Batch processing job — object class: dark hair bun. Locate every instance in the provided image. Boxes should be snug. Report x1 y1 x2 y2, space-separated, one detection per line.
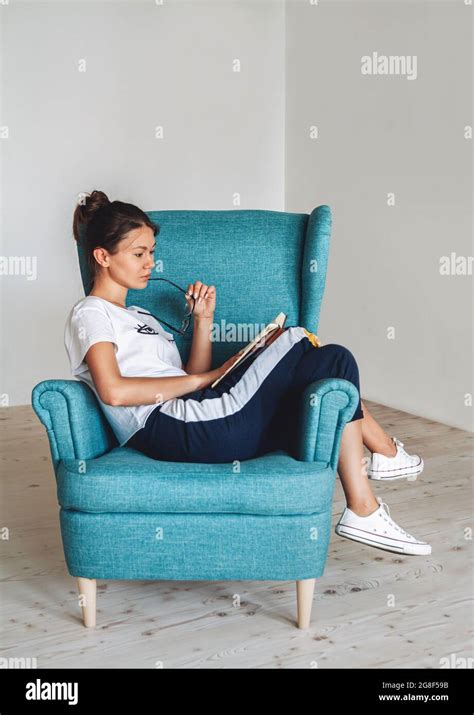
73 190 110 242
81 189 110 216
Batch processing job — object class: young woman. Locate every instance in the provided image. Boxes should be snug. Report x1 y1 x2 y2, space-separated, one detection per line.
65 190 432 557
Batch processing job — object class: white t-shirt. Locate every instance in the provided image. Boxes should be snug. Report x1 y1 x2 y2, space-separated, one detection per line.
64 295 188 446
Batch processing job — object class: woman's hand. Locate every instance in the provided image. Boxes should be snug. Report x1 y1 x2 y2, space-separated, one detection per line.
216 348 245 377
196 348 245 389
185 281 216 320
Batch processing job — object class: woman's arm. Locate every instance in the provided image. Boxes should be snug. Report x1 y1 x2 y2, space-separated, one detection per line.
183 281 216 374
85 341 225 406
184 316 213 374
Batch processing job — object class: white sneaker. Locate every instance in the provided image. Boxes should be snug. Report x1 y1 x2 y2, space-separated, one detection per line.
367 436 424 480
335 497 432 555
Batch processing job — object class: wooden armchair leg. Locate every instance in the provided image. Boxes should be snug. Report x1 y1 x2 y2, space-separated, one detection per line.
76 577 97 628
296 578 316 628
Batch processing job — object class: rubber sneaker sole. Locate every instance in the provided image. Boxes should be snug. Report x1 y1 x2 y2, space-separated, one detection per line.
335 523 432 556
367 457 424 480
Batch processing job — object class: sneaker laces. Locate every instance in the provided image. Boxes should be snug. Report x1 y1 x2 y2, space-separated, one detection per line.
376 497 409 537
393 436 410 457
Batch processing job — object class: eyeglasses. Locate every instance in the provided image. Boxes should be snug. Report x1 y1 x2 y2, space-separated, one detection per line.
137 277 195 335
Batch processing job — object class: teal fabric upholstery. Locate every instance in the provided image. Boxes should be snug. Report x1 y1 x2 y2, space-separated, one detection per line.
31 205 358 584
57 450 334 514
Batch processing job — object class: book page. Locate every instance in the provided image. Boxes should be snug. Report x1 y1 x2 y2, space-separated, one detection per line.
211 312 287 388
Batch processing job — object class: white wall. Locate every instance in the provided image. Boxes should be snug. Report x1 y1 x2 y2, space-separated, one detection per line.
0 0 285 407
1 0 472 432
285 0 473 432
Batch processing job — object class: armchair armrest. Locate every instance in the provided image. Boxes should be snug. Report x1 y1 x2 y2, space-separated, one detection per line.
31 379 118 475
293 378 359 470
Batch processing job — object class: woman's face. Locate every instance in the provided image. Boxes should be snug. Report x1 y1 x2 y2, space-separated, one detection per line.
94 225 156 289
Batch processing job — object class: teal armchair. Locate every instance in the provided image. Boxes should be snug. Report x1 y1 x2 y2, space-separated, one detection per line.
31 205 358 629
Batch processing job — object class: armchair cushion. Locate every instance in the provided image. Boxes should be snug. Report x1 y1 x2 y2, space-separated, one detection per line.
57 448 334 516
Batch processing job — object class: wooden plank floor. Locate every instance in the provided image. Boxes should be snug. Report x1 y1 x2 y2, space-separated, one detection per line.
1 401 472 669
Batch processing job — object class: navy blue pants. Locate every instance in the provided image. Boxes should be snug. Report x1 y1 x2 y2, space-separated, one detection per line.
126 326 364 463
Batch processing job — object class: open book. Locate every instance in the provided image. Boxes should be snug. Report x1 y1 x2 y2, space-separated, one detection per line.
211 312 287 388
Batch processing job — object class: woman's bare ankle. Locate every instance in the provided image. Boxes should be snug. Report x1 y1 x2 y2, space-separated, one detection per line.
374 437 397 458
347 495 380 517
